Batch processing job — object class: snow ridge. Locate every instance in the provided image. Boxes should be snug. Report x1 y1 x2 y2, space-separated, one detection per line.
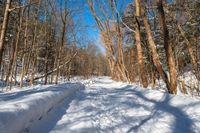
0 83 84 133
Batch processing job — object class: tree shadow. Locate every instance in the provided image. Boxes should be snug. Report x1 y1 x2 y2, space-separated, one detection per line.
22 83 197 133
127 89 195 133
28 86 86 133
44 84 196 133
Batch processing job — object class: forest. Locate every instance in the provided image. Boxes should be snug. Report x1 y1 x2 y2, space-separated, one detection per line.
0 0 200 132
1 0 199 94
0 0 109 91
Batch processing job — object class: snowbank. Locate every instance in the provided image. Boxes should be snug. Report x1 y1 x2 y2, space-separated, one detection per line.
0 83 84 133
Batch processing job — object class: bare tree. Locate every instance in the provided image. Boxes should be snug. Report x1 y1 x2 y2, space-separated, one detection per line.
140 1 171 92
0 0 11 70
135 0 148 88
156 0 177 94
87 0 130 82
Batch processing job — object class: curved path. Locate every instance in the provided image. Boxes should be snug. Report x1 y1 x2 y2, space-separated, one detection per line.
28 77 200 133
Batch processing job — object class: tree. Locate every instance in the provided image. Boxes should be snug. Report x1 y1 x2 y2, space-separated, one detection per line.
156 0 177 94
87 0 130 82
134 0 148 88
140 0 171 93
0 0 11 70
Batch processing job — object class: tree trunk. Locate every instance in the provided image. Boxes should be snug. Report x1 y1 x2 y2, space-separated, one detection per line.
5 43 14 90
5 26 16 91
44 51 48 84
141 4 171 92
55 1 67 84
135 0 148 88
55 30 65 84
20 4 29 88
1 60 5 81
0 0 11 69
156 0 177 94
9 8 24 90
44 0 49 85
177 24 200 80
30 0 41 86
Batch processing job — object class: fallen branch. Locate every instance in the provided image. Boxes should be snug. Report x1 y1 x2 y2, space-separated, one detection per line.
27 51 78 82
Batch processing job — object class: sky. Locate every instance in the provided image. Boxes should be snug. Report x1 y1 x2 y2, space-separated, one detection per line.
65 1 98 42
45 0 175 54
67 0 133 54
70 0 105 53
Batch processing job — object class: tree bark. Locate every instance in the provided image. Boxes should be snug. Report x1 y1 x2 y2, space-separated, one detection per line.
177 24 200 80
0 0 11 70
116 13 130 82
44 0 49 85
135 0 148 88
20 1 30 88
9 8 24 90
156 0 177 94
141 4 171 92
55 0 67 84
30 0 41 86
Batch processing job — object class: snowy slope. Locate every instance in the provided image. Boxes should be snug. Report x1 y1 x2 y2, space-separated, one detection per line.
27 77 200 133
0 83 84 133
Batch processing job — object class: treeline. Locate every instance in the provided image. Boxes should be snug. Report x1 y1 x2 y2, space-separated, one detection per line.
87 0 200 94
0 0 199 95
0 0 108 90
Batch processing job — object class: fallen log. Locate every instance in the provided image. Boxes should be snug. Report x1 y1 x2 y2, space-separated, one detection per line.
26 51 78 82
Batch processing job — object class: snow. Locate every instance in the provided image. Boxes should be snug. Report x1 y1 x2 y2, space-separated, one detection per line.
1 77 200 133
0 83 84 133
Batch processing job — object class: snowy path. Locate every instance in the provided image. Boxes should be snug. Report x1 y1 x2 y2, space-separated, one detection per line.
0 83 84 133
27 77 200 133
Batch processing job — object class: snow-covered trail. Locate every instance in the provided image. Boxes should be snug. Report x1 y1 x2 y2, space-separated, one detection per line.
0 83 84 133
29 77 200 133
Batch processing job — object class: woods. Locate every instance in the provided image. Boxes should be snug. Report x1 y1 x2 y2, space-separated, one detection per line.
87 0 199 95
0 1 200 132
0 0 199 95
0 0 108 90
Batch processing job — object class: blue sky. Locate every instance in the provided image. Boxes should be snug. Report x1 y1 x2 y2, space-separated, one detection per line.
67 0 133 53
68 0 103 52
62 0 176 54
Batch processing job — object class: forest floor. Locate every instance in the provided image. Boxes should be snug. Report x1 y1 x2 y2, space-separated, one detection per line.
1 77 200 133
